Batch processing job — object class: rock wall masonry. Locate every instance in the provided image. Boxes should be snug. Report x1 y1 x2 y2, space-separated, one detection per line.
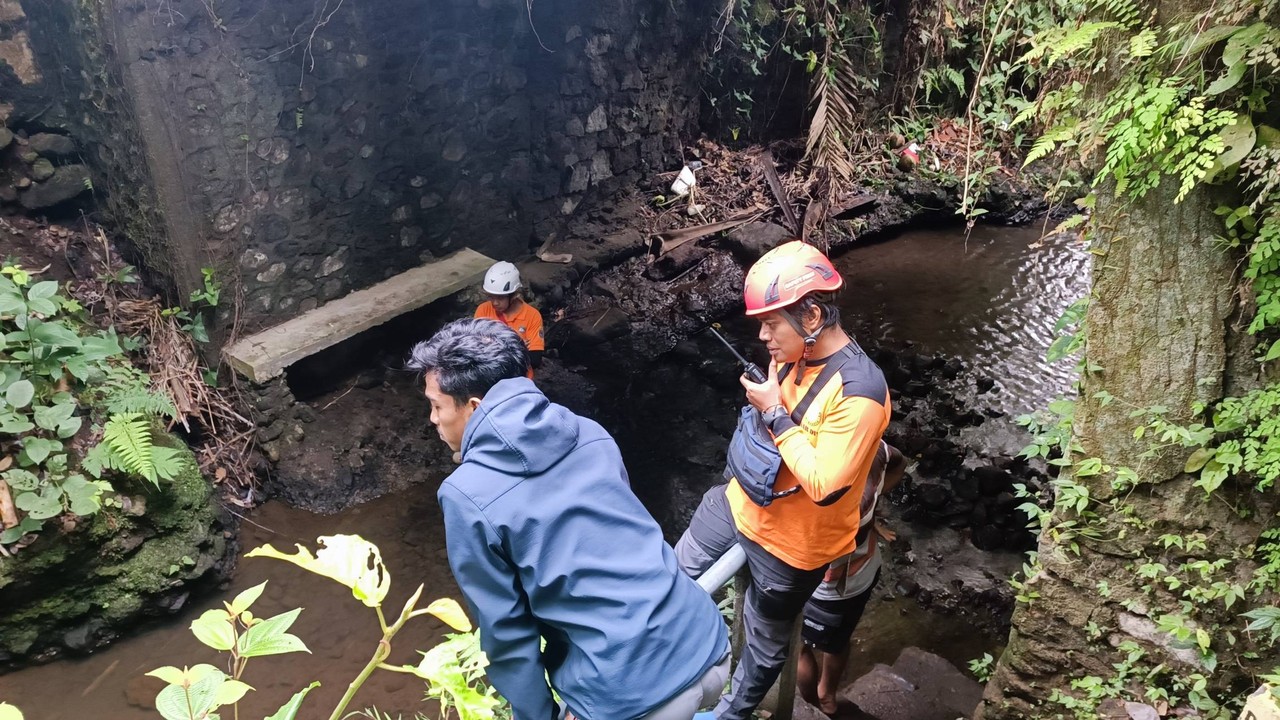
10 0 714 332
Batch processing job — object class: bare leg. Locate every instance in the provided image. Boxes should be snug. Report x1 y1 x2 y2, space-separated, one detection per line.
816 647 851 714
797 645 820 707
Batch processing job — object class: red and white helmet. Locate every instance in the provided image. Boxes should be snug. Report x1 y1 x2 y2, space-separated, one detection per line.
743 240 843 316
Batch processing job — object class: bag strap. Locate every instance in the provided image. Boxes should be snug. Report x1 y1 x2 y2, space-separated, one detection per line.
789 343 858 424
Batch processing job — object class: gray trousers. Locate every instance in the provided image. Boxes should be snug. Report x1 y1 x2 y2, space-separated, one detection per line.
675 485 826 720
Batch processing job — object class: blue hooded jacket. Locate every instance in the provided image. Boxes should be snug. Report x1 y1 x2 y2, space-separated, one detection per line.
438 378 729 720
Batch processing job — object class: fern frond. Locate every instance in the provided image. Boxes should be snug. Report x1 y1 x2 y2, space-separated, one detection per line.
104 412 157 485
98 366 177 419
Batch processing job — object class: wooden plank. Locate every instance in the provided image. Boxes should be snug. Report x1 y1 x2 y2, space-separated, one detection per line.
224 248 493 382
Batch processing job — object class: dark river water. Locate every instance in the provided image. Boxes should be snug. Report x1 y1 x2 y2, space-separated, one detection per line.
0 224 1089 719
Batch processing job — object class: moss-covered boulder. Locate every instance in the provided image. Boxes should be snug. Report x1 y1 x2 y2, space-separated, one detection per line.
0 436 234 668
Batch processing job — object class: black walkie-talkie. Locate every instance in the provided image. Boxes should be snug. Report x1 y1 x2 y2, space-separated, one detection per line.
707 324 767 384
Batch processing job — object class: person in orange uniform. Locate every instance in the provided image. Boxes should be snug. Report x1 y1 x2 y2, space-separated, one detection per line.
474 261 544 374
676 240 892 720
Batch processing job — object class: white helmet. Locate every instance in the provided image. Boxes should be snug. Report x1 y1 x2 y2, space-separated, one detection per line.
483 261 521 295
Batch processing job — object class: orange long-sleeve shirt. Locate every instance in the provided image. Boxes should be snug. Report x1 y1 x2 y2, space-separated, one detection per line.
726 346 891 570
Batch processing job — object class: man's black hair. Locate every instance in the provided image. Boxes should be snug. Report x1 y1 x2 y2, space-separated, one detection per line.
792 291 841 331
406 318 530 404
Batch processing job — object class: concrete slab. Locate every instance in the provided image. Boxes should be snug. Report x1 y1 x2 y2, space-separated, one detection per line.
224 248 493 382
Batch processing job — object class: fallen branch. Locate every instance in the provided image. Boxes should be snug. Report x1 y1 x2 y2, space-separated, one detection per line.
647 210 763 258
758 149 800 235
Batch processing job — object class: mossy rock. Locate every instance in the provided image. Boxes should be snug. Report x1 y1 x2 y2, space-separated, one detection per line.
0 433 234 668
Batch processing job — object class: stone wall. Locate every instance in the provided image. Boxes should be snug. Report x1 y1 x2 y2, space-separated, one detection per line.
3 0 715 332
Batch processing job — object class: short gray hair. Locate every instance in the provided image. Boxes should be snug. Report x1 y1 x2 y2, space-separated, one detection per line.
406 318 529 404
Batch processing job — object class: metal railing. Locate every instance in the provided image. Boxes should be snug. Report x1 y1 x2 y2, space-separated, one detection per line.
695 545 800 720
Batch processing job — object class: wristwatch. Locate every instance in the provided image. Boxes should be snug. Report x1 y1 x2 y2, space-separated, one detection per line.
761 404 789 433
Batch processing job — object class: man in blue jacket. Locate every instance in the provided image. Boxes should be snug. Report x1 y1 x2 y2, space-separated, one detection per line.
408 318 730 720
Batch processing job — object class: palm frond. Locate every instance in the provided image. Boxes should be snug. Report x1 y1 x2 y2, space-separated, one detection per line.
805 7 864 180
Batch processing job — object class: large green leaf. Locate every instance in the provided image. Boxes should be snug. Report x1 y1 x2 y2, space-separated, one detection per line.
28 321 80 348
236 608 309 658
190 609 237 651
15 489 62 520
247 535 390 607
2 469 40 492
33 402 76 432
153 665 226 720
20 437 61 465
62 475 104 517
26 281 58 302
263 682 320 720
5 380 34 410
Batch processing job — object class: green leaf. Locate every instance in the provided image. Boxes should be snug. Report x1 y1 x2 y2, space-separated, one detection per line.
1258 125 1280 150
1207 60 1246 96
3 469 40 492
5 380 34 409
29 321 81 348
146 666 189 686
57 415 83 439
190 609 237 651
1262 338 1280 363
263 682 321 720
237 608 309 658
154 667 226 720
214 679 253 707
33 402 76 431
24 297 56 317
20 437 61 465
16 490 63 520
1205 115 1256 182
247 535 391 607
228 581 267 615
79 331 123 362
0 413 34 435
26 281 57 301
63 475 103 516
1184 447 1214 473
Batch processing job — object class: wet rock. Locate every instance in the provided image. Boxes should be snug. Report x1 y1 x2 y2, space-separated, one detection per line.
942 357 964 379
18 164 91 211
971 525 1005 551
63 618 107 652
721 222 792 262
916 482 953 510
975 376 996 393
26 132 77 160
0 127 12 149
951 473 980 501
974 465 1012 495
547 306 630 359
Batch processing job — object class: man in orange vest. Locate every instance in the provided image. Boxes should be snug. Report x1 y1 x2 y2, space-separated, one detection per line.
474 261 544 373
676 241 892 720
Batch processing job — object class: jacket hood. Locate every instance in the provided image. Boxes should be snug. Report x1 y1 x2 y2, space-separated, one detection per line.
460 377 579 476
